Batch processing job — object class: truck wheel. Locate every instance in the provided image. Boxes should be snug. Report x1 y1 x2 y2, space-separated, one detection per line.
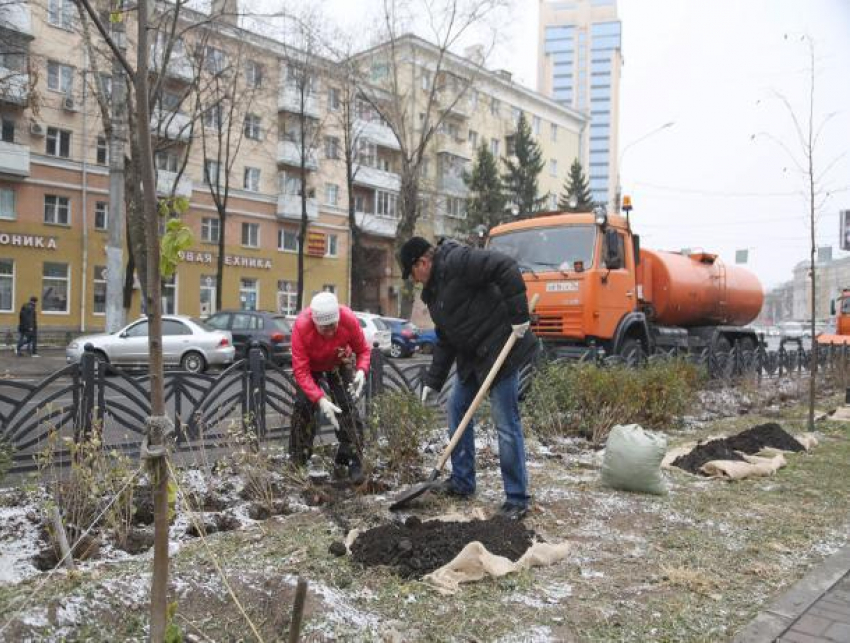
713 337 734 379
619 338 641 366
738 338 757 374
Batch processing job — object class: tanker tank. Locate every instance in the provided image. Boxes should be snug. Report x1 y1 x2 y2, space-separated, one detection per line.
639 249 764 328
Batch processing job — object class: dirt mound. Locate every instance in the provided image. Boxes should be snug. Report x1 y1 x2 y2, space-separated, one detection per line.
350 516 535 578
672 423 803 475
725 422 804 454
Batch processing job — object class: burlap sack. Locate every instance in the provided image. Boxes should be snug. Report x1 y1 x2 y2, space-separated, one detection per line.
424 540 571 594
601 424 668 495
700 453 786 480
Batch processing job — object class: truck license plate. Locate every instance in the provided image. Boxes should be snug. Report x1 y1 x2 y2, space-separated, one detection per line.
546 282 579 292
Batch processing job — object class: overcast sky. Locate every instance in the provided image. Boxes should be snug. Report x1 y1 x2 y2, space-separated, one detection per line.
286 0 850 291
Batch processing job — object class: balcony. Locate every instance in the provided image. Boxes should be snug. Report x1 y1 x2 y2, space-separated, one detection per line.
0 3 33 37
0 68 29 106
150 110 191 141
150 49 194 84
437 172 468 196
355 212 398 238
0 140 29 177
277 140 318 170
277 193 318 220
278 85 320 118
156 170 192 198
355 118 400 150
435 91 470 119
353 164 401 192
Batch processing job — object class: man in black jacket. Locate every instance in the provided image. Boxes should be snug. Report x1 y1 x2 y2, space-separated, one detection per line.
399 236 537 519
16 296 39 357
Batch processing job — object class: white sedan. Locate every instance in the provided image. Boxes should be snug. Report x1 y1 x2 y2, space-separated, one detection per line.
353 312 392 353
66 315 235 373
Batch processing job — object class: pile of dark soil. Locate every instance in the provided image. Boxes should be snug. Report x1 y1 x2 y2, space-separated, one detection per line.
349 516 535 578
672 422 803 475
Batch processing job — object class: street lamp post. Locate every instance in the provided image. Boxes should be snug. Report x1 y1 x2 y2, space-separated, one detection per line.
615 121 675 213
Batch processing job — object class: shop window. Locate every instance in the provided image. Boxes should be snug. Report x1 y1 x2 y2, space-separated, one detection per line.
42 262 69 313
0 259 13 312
239 278 258 311
277 280 296 315
200 275 216 316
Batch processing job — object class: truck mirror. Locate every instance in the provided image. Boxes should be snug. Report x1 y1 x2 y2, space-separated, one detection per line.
633 234 640 265
831 300 836 316
604 229 623 270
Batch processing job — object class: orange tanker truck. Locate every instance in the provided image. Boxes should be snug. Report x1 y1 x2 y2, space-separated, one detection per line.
817 289 850 346
487 206 765 359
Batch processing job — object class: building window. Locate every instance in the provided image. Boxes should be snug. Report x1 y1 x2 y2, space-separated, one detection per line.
203 46 226 74
446 196 466 219
241 222 259 248
203 105 222 129
326 234 338 257
42 262 69 313
278 229 299 252
156 151 179 173
327 87 340 111
376 190 397 218
44 195 70 225
490 97 499 116
93 265 106 315
490 138 500 157
550 159 558 177
0 259 13 312
244 60 262 87
532 116 541 135
1 118 14 143
549 193 558 210
201 217 220 243
162 275 177 314
95 201 108 230
468 130 478 149
551 123 558 142
243 114 262 140
0 188 16 220
324 136 339 160
512 107 521 123
277 280 296 314
47 0 74 29
200 274 216 316
325 183 339 206
239 278 258 311
243 167 261 191
47 61 73 93
421 70 431 90
96 136 108 165
46 127 71 158
354 194 365 213
204 160 221 184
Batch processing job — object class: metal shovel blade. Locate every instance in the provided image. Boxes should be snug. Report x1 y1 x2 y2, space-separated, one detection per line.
388 469 442 511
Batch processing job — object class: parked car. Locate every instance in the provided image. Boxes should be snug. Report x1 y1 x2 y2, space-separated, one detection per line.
381 317 420 358
66 315 235 373
417 328 437 355
353 312 392 353
204 310 292 365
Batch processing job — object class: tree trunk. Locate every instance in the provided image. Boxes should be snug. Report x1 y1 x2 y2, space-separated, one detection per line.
395 170 419 318
216 207 226 312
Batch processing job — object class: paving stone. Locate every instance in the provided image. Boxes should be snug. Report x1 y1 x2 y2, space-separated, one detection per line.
789 614 831 636
824 622 850 642
809 606 850 624
778 630 829 643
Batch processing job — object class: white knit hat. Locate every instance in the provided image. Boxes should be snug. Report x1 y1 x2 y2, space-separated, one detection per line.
310 292 340 326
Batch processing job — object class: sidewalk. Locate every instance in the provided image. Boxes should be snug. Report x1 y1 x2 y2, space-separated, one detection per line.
733 544 850 643
0 346 69 380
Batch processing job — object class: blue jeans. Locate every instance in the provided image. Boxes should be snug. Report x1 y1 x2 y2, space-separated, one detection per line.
446 369 530 508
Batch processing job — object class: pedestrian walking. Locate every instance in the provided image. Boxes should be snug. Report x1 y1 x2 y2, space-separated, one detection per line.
288 292 371 482
398 236 537 520
16 296 39 357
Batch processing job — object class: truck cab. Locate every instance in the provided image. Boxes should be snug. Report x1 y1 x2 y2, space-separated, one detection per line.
818 290 850 346
488 210 638 357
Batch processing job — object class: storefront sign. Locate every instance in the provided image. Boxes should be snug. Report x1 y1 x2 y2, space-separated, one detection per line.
306 231 326 257
0 233 58 249
178 250 272 269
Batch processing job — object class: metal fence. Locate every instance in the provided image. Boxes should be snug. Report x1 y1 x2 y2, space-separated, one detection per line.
2 337 848 476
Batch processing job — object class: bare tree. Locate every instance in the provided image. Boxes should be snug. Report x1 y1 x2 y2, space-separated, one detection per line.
753 34 846 431
353 0 506 316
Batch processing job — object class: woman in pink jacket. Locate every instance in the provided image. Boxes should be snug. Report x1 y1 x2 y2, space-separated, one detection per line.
289 292 371 481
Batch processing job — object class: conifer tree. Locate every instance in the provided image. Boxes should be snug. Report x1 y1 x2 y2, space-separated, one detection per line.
462 143 507 234
558 158 594 211
502 112 546 217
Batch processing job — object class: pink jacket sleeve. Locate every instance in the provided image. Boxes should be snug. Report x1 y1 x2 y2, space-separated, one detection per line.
291 316 323 404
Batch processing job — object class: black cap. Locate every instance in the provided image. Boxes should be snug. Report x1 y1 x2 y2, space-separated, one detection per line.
30 296 38 302
399 236 432 280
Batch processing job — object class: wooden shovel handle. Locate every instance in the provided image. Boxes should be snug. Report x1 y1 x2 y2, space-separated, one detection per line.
435 293 539 472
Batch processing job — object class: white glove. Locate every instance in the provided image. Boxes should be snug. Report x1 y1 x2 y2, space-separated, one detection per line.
318 397 342 430
512 321 531 338
421 385 434 404
349 370 366 399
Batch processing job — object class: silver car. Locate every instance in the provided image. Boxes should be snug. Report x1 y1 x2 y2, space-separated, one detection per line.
66 315 235 373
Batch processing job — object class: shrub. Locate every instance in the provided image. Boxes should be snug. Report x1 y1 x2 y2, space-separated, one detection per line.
0 439 11 485
522 359 703 445
365 390 436 483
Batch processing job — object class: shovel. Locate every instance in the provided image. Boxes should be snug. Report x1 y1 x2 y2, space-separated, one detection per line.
389 294 539 511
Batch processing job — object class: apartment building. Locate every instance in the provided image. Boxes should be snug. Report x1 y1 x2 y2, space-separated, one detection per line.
0 1 585 332
538 0 622 209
